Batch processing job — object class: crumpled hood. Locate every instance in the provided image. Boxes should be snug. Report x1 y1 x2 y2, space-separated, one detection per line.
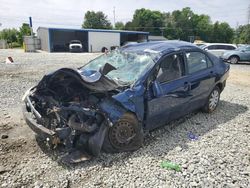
37 67 120 92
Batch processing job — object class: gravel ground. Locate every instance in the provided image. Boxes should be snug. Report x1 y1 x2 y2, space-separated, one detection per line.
0 49 249 188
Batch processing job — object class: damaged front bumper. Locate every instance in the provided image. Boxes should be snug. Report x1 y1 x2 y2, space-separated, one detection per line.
22 88 109 159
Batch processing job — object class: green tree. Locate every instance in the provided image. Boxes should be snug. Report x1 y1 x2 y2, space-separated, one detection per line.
212 22 234 43
0 28 18 47
115 22 125 30
160 7 234 42
17 23 31 45
127 8 164 35
82 11 112 29
191 14 213 42
235 24 250 44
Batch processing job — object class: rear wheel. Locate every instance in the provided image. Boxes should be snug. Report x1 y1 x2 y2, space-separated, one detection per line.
202 86 220 113
229 56 239 64
102 113 143 153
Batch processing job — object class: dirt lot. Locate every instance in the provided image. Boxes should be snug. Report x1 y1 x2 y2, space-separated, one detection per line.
0 49 249 188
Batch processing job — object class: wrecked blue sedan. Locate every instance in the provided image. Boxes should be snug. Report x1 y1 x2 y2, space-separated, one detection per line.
22 41 229 159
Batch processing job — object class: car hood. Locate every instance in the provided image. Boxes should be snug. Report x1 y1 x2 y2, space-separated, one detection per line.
37 67 122 92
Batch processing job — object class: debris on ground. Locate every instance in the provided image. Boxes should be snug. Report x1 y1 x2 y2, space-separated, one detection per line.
188 132 199 140
160 161 181 172
1 134 8 139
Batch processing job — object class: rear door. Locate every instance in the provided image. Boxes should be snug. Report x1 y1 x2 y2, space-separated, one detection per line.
184 51 216 111
208 45 225 57
241 46 250 61
146 52 191 130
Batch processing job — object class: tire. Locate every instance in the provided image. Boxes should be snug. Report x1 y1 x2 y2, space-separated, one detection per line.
102 113 143 153
202 86 220 113
229 56 239 64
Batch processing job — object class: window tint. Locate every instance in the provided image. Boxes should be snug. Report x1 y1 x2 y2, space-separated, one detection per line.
207 45 217 50
208 45 236 50
186 52 212 74
227 46 236 50
156 54 184 83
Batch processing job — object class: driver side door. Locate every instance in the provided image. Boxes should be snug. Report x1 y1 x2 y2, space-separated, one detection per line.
145 52 191 130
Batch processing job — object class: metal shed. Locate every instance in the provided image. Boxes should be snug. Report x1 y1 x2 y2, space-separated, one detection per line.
37 27 149 53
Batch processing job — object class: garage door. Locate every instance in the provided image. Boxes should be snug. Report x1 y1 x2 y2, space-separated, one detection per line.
88 32 120 52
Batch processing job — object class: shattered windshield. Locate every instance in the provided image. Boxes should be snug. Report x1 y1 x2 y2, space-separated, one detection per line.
81 50 155 84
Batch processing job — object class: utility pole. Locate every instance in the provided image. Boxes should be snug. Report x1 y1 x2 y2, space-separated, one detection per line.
113 7 116 28
247 5 250 25
235 21 239 45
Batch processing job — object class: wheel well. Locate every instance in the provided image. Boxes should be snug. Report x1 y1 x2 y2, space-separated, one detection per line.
216 82 223 92
229 55 240 61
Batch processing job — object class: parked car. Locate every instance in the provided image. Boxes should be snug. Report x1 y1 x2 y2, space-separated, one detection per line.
69 40 83 52
222 45 250 64
22 41 229 159
201 43 237 57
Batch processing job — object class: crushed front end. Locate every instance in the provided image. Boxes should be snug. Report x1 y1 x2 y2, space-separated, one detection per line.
22 68 125 159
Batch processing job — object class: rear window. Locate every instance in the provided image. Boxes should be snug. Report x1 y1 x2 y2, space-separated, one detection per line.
226 46 236 50
208 45 235 50
186 51 213 74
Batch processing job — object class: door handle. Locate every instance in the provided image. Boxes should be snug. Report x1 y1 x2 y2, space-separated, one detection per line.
183 82 191 92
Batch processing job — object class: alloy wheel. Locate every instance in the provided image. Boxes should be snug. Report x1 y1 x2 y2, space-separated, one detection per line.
230 57 238 64
209 89 219 111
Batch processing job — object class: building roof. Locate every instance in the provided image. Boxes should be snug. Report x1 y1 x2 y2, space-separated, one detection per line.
37 27 149 35
148 35 167 41
121 40 199 54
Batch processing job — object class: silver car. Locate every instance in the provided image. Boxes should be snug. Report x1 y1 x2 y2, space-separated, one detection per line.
201 43 237 57
222 45 250 64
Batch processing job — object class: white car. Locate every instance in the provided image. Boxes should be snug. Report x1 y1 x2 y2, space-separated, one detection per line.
69 40 83 52
200 43 237 57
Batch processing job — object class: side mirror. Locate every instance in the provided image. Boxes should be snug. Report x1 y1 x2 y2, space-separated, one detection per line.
152 80 163 97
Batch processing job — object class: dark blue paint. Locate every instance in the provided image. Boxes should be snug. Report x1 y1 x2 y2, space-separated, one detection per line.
101 41 230 130
112 85 145 122
29 17 32 28
99 99 126 123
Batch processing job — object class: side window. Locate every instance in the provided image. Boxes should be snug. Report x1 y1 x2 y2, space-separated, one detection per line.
207 45 215 50
156 54 184 83
218 45 227 50
186 51 212 74
227 46 236 50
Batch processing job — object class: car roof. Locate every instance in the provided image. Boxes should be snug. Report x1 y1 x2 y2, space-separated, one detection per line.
121 40 199 54
203 43 237 47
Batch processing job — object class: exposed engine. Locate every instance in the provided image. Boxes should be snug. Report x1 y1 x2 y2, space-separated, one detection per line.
26 70 118 155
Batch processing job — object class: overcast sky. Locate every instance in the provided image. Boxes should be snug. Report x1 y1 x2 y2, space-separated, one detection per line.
0 0 249 32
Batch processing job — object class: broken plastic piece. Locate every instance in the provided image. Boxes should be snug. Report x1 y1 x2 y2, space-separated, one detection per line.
5 57 14 64
61 150 92 164
160 161 181 172
188 132 199 140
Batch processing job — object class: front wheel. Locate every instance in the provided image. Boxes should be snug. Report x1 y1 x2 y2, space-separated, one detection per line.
229 56 239 64
102 113 143 153
202 86 220 113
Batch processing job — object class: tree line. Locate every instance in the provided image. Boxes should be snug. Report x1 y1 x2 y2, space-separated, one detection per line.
1 7 249 47
82 7 250 44
0 23 31 47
